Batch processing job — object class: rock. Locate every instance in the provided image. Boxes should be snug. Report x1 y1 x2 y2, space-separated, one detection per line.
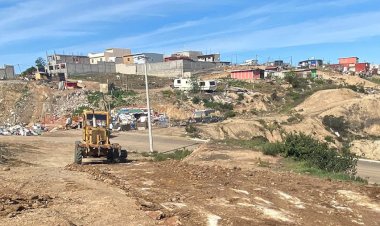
139 199 155 209
146 210 165 220
30 195 39 200
16 205 25 212
165 216 182 226
2 167 10 171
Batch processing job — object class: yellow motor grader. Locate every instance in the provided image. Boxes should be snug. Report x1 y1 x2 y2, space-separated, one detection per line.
74 110 127 164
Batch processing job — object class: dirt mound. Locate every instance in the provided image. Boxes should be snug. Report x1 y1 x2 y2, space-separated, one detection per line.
319 71 379 88
351 140 380 160
295 88 361 114
198 118 283 142
67 160 380 226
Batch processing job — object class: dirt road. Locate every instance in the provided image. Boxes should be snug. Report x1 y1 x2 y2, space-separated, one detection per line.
1 131 380 225
357 159 380 184
0 135 155 226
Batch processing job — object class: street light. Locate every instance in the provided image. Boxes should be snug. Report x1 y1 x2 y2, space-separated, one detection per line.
138 55 154 152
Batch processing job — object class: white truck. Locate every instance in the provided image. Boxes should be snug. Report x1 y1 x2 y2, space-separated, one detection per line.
173 78 217 91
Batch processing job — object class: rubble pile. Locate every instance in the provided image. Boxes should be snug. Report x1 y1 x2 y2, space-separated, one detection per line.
52 90 91 117
0 124 46 136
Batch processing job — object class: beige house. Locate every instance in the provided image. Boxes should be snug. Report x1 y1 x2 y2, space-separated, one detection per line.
89 48 131 64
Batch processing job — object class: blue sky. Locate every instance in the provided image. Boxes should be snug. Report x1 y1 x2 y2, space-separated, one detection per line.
1 0 380 72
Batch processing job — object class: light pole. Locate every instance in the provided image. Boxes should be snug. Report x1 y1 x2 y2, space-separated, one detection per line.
140 56 154 152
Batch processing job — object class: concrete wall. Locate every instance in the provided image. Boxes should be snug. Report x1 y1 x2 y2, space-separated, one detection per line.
136 60 184 77
115 64 137 74
0 65 15 79
49 62 116 77
115 60 220 78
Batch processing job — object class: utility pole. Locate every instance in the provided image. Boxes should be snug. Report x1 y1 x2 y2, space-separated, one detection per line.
141 56 154 153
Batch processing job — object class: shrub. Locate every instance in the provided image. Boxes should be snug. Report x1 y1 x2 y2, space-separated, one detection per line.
284 72 308 89
185 124 199 137
203 100 234 112
237 93 244 101
262 142 285 156
283 132 357 174
192 96 201 104
224 110 236 118
322 115 349 136
324 136 335 143
150 149 192 161
162 90 174 98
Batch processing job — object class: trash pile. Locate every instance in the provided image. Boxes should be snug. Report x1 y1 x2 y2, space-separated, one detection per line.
52 90 91 117
111 108 170 131
0 124 46 136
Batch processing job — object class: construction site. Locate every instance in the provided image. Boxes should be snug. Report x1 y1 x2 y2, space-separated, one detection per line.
0 66 380 226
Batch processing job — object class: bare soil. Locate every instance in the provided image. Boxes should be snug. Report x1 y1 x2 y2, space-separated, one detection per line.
0 131 379 226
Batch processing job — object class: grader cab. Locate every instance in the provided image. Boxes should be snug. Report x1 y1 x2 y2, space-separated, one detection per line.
74 110 127 164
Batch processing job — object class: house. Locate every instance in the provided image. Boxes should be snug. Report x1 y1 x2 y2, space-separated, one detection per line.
298 59 323 69
46 54 116 79
0 65 15 79
171 51 203 61
173 78 217 91
197 54 220 62
339 57 359 65
123 53 163 64
231 69 264 80
332 57 370 74
241 59 258 66
89 48 131 64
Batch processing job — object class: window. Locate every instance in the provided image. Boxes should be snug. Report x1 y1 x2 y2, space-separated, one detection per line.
199 82 205 86
209 81 216 86
49 66 53 70
176 80 181 84
60 64 66 69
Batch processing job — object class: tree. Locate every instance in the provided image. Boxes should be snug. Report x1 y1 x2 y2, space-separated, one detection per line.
21 67 37 76
35 57 46 68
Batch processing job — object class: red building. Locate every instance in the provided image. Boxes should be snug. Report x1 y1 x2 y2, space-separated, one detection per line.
355 63 370 73
339 57 359 65
231 69 264 80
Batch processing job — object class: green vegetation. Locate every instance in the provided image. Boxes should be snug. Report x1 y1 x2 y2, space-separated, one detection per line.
203 99 233 111
283 159 367 184
367 77 380 84
223 132 359 181
322 115 349 137
324 135 335 143
224 110 237 118
87 89 137 109
185 124 200 138
281 133 357 174
285 72 309 89
192 96 201 104
73 106 91 116
226 79 253 90
161 90 174 98
143 149 192 161
237 93 244 101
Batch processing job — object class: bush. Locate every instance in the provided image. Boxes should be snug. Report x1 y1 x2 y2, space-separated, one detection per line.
283 133 357 174
149 149 192 161
161 90 174 98
322 115 349 136
204 100 233 112
224 110 236 118
262 142 285 156
185 124 199 138
237 93 244 101
284 72 308 89
192 96 201 104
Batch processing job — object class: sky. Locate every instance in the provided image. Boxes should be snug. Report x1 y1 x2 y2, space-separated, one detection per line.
1 0 380 72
